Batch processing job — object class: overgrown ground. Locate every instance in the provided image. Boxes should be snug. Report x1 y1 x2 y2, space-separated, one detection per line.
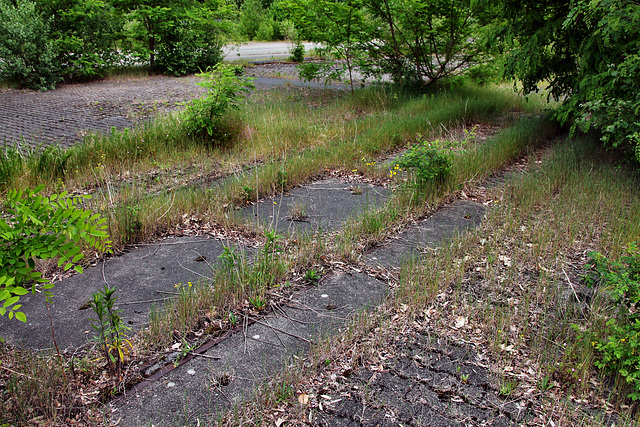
1 76 639 425
221 140 640 426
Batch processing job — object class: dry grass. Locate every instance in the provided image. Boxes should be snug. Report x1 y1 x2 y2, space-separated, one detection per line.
218 137 640 426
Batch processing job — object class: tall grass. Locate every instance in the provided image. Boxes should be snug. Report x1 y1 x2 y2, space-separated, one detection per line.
219 137 640 425
0 82 547 251
335 116 560 258
392 137 640 412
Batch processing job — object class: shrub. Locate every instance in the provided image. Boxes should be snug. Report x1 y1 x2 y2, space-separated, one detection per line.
0 0 61 90
0 186 111 321
585 244 640 400
289 42 305 63
155 18 223 76
393 140 454 184
181 64 254 143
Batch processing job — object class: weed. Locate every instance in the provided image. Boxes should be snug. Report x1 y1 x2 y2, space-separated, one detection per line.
460 373 470 383
538 375 552 391
181 64 253 144
303 269 322 285
287 199 308 220
276 169 288 189
249 296 266 311
88 285 131 373
228 312 238 326
276 382 295 402
393 142 453 184
288 42 305 63
499 380 518 396
242 185 255 202
580 244 640 400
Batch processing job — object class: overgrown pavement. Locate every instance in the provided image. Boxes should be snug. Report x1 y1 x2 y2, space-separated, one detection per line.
1 63 639 426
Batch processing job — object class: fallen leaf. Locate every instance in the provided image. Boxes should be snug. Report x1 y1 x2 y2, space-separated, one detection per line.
453 316 467 329
298 393 309 405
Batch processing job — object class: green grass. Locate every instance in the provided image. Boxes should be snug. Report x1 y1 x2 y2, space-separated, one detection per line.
0 82 542 252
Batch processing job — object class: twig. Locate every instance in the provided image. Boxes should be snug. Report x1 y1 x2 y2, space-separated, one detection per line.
243 313 248 354
285 300 348 321
102 259 111 287
249 317 313 344
155 290 180 295
119 298 165 306
126 239 215 247
562 268 588 316
0 365 38 381
187 352 220 360
46 298 66 381
155 191 175 223
176 259 214 281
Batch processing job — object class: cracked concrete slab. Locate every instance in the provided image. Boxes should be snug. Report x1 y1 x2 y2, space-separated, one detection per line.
0 236 243 351
364 200 486 269
112 271 388 426
244 179 391 235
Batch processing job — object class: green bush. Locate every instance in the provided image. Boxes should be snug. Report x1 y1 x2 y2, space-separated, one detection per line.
0 0 60 90
585 244 640 400
181 64 254 143
155 16 223 76
289 42 305 63
0 186 111 321
393 139 454 184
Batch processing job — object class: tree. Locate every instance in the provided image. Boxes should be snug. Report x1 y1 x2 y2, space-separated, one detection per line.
284 0 486 87
38 0 125 80
0 187 111 322
0 0 61 90
115 0 232 73
498 0 640 161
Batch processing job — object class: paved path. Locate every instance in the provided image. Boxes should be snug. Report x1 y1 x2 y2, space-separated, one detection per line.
223 41 319 62
0 60 343 151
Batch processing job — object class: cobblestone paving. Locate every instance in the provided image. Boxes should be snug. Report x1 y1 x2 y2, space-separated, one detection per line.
0 63 307 151
0 75 211 150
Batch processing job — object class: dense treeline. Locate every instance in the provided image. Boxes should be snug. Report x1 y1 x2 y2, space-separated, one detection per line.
0 0 638 161
0 0 295 89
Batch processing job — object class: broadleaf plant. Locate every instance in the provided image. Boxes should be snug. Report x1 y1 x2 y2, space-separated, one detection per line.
0 186 111 321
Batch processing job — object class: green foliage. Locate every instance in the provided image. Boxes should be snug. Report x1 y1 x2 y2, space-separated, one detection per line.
499 0 640 162
155 5 225 76
393 128 476 185
393 140 453 184
181 64 254 143
0 0 60 90
89 285 131 372
284 0 486 88
40 0 125 81
288 42 305 62
302 269 321 285
238 0 282 41
0 186 111 321
585 244 640 400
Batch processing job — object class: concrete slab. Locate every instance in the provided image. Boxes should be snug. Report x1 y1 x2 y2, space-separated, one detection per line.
243 179 391 236
364 200 486 269
0 236 244 351
112 271 388 426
